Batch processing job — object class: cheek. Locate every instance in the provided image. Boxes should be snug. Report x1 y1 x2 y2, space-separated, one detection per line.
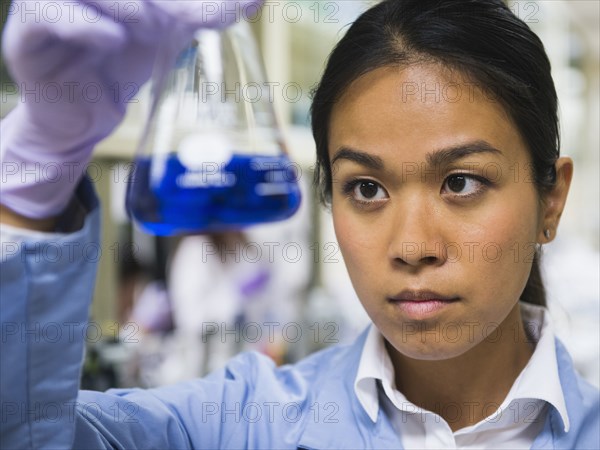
462 188 540 304
332 205 381 295
332 206 360 269
488 189 539 256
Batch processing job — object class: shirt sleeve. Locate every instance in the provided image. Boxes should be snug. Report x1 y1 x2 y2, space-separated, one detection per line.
0 178 302 450
1 177 100 448
0 179 222 449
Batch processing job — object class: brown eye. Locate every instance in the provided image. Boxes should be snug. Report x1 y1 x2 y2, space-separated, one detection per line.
359 181 379 198
442 173 489 199
447 175 466 193
343 179 388 204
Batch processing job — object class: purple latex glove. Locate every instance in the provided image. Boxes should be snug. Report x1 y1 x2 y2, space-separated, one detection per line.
1 0 262 219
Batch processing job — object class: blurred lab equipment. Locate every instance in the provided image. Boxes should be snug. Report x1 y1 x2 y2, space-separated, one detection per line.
124 229 305 386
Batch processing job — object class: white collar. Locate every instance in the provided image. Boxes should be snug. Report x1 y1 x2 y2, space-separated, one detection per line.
354 302 570 432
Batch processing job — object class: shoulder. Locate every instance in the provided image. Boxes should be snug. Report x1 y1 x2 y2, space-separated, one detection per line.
208 332 366 411
191 339 364 448
222 339 360 391
553 339 599 447
554 338 598 403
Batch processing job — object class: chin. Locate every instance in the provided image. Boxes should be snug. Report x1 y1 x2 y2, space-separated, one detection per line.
387 335 479 361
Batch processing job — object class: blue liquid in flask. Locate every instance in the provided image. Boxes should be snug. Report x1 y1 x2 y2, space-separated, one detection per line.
126 153 302 235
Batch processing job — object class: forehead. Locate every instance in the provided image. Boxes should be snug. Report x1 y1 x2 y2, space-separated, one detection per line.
329 64 526 163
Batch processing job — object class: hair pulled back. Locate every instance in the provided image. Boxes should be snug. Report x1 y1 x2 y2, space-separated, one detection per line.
311 0 560 307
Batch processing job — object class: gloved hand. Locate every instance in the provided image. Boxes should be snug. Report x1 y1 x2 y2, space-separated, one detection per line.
1 0 262 219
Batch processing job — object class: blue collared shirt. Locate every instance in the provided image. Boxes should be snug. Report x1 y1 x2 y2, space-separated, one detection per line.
355 304 570 449
1 180 598 449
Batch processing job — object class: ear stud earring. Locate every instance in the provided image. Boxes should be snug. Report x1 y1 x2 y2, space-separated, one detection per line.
544 229 551 240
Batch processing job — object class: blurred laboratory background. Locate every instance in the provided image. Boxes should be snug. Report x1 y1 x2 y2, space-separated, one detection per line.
1 0 598 389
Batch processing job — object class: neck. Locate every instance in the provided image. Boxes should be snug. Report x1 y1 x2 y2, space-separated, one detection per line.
388 304 534 431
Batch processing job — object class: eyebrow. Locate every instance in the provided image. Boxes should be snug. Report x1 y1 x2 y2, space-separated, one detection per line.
331 147 384 170
426 140 502 167
330 140 502 170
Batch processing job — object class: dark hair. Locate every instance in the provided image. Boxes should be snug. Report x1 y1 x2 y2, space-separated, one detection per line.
311 0 560 307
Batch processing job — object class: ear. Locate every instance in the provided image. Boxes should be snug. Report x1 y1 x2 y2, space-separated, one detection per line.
539 157 573 243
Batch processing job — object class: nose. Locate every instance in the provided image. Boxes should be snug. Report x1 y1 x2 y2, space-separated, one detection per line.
387 194 446 268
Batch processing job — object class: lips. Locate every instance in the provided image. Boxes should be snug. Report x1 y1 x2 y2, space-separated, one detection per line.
388 290 459 319
389 289 458 302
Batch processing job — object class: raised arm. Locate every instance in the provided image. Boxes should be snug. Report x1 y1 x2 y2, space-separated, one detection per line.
0 2 261 447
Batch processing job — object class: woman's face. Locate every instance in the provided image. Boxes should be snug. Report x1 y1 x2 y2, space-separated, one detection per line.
330 64 545 360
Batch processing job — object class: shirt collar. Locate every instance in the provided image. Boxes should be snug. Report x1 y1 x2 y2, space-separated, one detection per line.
512 302 570 431
353 303 570 431
354 323 390 422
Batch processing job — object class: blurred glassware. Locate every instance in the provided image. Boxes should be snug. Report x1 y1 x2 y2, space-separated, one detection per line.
127 22 302 236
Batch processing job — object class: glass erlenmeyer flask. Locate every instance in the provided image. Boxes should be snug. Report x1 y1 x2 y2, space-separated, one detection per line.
126 22 302 236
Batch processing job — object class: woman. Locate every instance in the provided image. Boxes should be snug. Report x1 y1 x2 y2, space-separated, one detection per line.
1 0 598 448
